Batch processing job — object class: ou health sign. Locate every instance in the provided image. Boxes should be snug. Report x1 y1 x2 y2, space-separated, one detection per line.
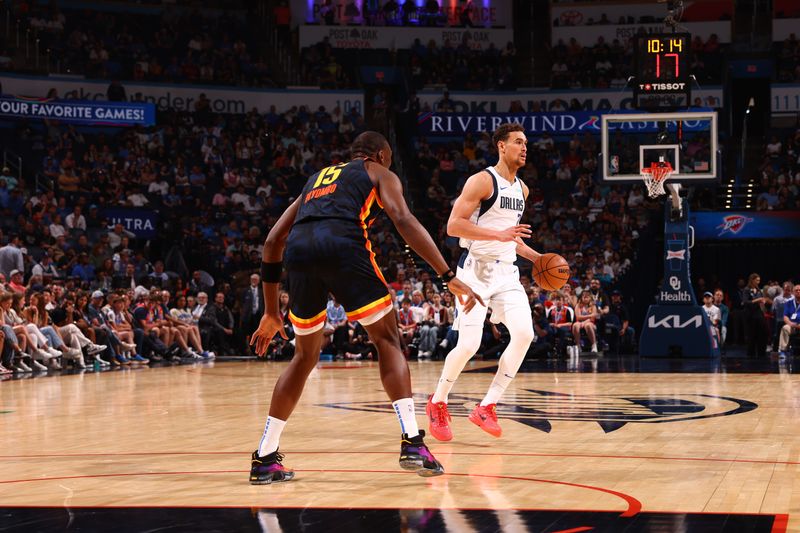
690 211 800 240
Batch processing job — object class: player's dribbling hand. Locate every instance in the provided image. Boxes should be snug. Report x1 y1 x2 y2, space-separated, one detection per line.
447 277 485 313
497 224 532 242
251 313 288 357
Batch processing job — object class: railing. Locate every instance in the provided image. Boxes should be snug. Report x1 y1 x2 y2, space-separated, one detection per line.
1 6 55 75
2 149 21 183
254 3 299 86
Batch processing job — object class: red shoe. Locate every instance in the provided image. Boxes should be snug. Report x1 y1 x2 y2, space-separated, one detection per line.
469 403 502 438
426 395 453 441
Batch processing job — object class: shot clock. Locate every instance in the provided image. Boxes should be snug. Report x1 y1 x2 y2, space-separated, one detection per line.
634 33 691 109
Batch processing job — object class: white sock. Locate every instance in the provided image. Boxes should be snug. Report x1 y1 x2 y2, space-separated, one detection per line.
481 372 514 406
432 378 456 404
392 398 419 438
431 325 483 404
257 416 286 457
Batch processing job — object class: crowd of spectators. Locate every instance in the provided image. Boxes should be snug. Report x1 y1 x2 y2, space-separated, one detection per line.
711 276 800 359
310 0 489 28
407 37 517 91
549 33 725 90
299 34 518 91
298 39 353 89
6 3 275 87
1 102 796 374
0 268 230 375
756 126 800 210
0 94 371 375
775 33 800 82
552 12 733 27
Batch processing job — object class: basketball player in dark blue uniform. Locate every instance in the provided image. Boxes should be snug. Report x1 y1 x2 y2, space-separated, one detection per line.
249 131 482 483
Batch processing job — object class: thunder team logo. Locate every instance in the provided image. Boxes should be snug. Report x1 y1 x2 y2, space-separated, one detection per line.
320 389 757 433
716 215 753 236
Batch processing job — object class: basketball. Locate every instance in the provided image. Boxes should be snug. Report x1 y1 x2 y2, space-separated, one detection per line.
532 253 570 291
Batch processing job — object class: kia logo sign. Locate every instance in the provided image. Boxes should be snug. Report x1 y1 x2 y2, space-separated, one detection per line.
648 315 703 329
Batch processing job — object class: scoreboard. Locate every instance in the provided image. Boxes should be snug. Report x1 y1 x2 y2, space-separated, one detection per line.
634 33 691 109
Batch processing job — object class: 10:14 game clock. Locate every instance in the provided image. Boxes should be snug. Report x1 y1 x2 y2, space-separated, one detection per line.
634 32 691 109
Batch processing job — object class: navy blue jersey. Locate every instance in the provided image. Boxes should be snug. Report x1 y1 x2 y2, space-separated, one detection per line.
293 159 383 228
284 158 391 329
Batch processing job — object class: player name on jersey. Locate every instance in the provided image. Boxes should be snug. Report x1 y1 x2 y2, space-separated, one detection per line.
500 196 524 211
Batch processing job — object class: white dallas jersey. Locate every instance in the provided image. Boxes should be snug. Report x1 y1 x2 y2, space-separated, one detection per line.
459 166 525 263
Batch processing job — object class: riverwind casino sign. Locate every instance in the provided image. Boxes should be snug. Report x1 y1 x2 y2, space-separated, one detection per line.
418 110 713 137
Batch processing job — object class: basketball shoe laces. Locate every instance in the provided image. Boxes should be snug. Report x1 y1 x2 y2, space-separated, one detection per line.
255 450 287 469
432 402 451 426
272 451 286 467
485 404 498 422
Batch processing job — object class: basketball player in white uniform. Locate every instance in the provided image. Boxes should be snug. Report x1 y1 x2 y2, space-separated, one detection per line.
426 123 541 441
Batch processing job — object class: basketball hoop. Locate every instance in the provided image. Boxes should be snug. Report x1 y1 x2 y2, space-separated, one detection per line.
641 161 674 198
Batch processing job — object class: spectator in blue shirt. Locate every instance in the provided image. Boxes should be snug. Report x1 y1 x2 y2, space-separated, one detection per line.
0 167 18 190
714 289 729 347
772 282 794 350
323 297 348 355
778 284 800 356
0 180 10 209
71 252 96 282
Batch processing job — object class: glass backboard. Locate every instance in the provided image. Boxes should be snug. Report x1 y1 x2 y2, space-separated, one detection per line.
601 111 718 184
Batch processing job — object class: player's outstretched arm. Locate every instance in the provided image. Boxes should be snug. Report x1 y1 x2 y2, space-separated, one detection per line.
514 181 540 261
251 197 301 356
447 172 531 242
375 167 483 312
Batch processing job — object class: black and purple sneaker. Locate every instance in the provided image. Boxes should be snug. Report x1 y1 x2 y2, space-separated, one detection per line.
249 450 295 485
399 430 444 477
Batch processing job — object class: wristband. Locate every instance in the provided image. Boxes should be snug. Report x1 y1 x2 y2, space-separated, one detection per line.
260 261 283 283
440 269 456 283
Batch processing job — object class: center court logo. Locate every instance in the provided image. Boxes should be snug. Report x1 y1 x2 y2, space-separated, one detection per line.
319 389 757 433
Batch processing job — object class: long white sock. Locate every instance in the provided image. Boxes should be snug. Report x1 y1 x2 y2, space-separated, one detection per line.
432 377 456 404
392 398 419 437
431 325 483 404
257 416 286 457
481 372 514 406
481 319 535 406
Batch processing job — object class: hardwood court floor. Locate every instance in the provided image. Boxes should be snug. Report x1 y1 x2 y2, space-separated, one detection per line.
1 357 798 532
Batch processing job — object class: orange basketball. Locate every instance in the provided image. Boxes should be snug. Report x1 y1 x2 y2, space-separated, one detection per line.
532 253 570 291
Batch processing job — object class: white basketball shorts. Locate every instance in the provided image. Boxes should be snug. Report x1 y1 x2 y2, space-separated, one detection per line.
453 253 530 330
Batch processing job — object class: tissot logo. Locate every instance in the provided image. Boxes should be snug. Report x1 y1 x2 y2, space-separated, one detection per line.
319 390 756 433
640 82 687 91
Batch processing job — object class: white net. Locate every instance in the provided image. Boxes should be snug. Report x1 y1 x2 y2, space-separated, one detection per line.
641 163 674 198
